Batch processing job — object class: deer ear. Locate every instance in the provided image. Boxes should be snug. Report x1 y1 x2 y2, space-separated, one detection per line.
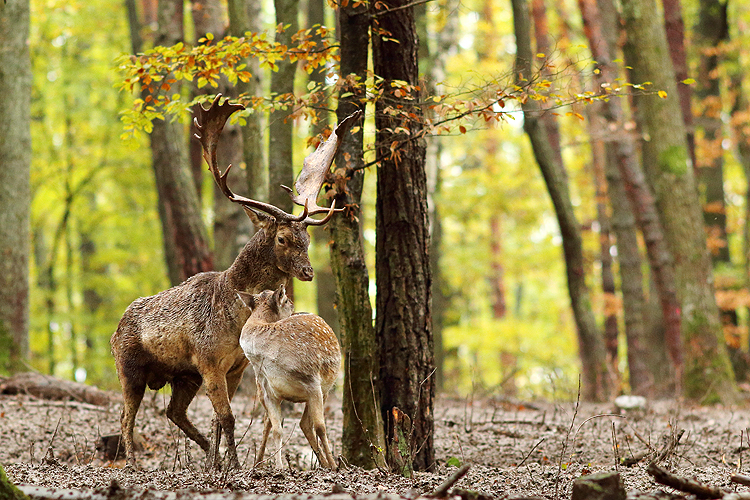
271 285 286 313
243 206 274 229
236 291 255 309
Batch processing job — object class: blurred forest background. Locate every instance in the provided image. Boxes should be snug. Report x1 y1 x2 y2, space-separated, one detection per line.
1 0 750 404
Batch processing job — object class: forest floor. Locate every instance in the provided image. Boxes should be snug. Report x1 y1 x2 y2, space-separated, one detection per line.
2 382 750 499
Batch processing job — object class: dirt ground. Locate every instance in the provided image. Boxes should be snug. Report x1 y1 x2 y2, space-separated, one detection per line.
2 385 750 499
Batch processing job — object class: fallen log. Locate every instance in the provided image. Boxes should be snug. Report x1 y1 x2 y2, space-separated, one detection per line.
0 373 115 407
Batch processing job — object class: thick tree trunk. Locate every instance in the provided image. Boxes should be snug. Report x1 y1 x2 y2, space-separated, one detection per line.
373 0 435 472
0 0 31 374
694 0 729 264
513 0 610 401
330 2 387 469
622 0 736 403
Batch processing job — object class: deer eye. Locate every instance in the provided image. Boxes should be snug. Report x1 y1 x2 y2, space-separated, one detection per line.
277 236 285 244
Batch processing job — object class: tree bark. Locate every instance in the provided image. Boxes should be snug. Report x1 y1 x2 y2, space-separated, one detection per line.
372 0 435 472
589 113 619 387
622 0 736 403
513 0 610 401
305 0 340 335
0 0 31 374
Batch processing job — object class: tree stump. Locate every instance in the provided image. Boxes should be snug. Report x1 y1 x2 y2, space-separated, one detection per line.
571 472 626 500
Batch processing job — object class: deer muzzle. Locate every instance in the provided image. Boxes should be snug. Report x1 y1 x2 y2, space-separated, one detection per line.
298 265 314 281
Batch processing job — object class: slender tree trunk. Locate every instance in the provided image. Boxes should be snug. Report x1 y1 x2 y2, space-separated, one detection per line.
268 0 299 215
589 114 619 388
329 0 387 470
661 0 695 168
192 0 248 271
579 0 678 396
530 0 564 170
513 0 610 401
304 0 340 334
227 0 267 204
622 0 736 403
0 0 31 373
127 0 214 285
694 0 729 263
420 0 458 392
373 0 435 472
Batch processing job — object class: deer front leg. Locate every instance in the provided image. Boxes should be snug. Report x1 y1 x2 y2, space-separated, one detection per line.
203 373 240 470
259 379 285 469
207 360 248 469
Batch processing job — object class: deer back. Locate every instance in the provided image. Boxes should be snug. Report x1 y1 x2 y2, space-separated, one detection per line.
241 313 341 399
112 272 254 382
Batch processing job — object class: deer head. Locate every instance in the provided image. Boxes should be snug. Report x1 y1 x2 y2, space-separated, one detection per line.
194 95 361 281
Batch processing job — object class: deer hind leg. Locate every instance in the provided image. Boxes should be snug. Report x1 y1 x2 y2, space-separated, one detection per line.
167 374 210 453
256 413 272 467
258 378 285 469
203 372 240 470
300 389 335 469
118 371 146 469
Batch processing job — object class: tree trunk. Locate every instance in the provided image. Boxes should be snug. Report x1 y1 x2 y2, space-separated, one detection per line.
305 0 340 335
694 0 729 264
329 1 387 470
589 113 619 387
191 0 248 272
372 0 435 472
128 0 214 285
0 463 29 500
578 0 678 396
0 0 31 374
227 0 267 204
268 0 299 215
513 0 610 401
661 0 695 168
622 0 736 403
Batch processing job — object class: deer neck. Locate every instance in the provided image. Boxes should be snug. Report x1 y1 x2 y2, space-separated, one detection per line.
223 229 288 293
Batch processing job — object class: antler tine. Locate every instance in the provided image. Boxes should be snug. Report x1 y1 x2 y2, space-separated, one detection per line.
194 94 302 222
288 110 362 220
304 199 340 226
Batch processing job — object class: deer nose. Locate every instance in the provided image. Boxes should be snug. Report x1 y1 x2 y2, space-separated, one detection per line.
299 266 314 281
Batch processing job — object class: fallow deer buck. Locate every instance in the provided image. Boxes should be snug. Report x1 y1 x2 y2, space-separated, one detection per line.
111 95 360 470
236 285 341 470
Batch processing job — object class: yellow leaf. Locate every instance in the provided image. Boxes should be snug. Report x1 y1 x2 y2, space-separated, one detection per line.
682 78 696 85
657 90 668 99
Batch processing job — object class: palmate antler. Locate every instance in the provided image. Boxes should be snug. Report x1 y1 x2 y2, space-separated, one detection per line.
282 109 363 215
194 94 359 226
